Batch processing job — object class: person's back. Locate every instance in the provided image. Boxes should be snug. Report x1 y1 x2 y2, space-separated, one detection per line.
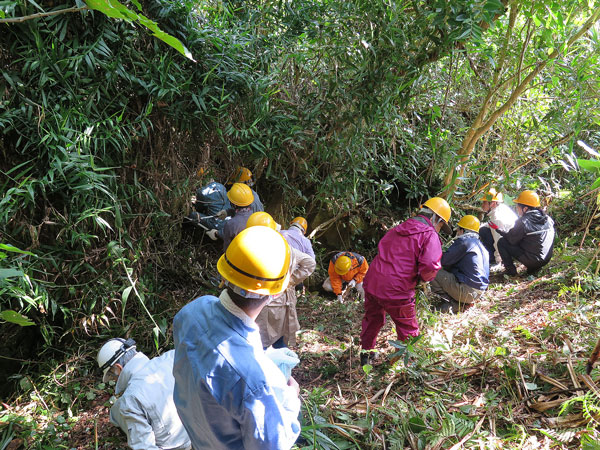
110 351 190 450
250 188 264 213
173 295 301 450
364 216 442 300
487 202 517 233
442 232 489 291
280 226 315 260
222 209 253 251
508 209 555 262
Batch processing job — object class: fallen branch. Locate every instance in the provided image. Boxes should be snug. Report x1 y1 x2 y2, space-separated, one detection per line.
0 6 88 23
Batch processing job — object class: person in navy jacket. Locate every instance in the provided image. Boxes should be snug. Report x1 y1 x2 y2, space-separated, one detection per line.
430 215 489 314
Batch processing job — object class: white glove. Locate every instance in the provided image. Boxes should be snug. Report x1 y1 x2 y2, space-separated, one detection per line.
265 347 300 380
206 229 219 240
337 294 344 303
355 282 365 300
348 279 356 288
216 209 228 220
275 222 282 232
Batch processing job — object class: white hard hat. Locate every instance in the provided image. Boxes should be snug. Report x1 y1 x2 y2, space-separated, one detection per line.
97 338 136 383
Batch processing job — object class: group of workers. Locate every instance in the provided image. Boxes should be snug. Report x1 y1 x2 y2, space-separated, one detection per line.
97 169 556 449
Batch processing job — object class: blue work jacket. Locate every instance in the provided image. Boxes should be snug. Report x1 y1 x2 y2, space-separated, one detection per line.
441 232 489 290
172 295 301 450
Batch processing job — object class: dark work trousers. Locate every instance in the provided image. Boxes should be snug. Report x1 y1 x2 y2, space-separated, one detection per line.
479 227 496 265
497 237 549 275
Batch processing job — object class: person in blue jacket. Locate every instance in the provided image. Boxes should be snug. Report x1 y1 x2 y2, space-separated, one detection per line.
430 215 489 314
172 226 301 450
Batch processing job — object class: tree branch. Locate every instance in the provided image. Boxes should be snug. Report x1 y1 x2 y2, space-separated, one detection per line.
0 6 88 24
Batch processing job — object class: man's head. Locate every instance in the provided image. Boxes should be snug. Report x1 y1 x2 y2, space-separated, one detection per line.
97 338 137 383
514 190 540 217
217 226 291 311
334 255 352 275
456 215 480 236
421 197 452 234
232 167 254 186
481 188 503 213
290 217 308 235
227 183 254 209
246 211 277 230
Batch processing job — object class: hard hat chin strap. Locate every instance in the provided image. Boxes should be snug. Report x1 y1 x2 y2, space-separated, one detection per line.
100 338 136 372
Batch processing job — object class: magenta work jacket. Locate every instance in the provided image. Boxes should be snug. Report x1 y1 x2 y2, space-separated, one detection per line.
363 215 442 300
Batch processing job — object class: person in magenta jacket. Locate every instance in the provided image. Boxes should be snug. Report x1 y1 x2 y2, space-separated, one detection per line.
360 197 451 366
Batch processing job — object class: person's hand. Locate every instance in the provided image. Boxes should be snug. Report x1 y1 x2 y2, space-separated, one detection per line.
206 229 219 240
348 279 356 288
337 294 344 303
275 222 282 232
216 210 228 220
489 222 499 230
287 376 300 396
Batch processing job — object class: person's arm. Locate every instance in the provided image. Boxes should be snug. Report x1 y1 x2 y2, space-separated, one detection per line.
504 217 525 245
290 250 316 286
117 397 160 450
328 262 343 295
353 258 369 284
440 240 465 268
241 383 301 450
417 233 443 282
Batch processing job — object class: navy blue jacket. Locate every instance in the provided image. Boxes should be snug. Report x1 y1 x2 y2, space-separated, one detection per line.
441 232 489 290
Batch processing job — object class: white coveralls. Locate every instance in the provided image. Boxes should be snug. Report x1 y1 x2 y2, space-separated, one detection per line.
110 351 191 450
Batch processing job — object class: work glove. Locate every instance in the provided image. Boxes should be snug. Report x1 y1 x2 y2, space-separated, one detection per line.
206 229 219 240
489 221 499 230
355 282 365 300
265 347 300 380
216 209 228 220
348 279 356 288
275 222 282 232
337 294 344 303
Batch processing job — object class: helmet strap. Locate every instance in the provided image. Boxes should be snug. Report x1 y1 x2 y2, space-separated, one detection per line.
100 338 136 372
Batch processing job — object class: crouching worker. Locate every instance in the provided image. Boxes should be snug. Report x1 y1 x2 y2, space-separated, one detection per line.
172 226 301 450
497 190 555 276
248 213 316 349
360 197 450 366
323 252 368 302
430 215 489 314
96 338 191 450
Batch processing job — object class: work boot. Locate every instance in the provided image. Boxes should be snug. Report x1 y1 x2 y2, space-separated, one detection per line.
360 351 373 366
433 298 460 314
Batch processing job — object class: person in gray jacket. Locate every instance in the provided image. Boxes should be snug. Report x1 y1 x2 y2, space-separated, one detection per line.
497 190 555 276
97 338 191 450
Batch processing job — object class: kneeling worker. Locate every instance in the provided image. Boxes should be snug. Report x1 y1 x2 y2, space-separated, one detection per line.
323 252 368 302
97 338 191 450
497 190 555 276
172 226 301 449
430 215 489 313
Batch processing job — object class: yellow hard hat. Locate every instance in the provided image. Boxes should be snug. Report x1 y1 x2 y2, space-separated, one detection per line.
217 227 291 295
227 183 254 207
290 217 308 232
334 255 352 275
457 215 480 233
246 212 276 230
481 188 503 203
515 190 540 207
422 197 451 223
234 167 253 184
